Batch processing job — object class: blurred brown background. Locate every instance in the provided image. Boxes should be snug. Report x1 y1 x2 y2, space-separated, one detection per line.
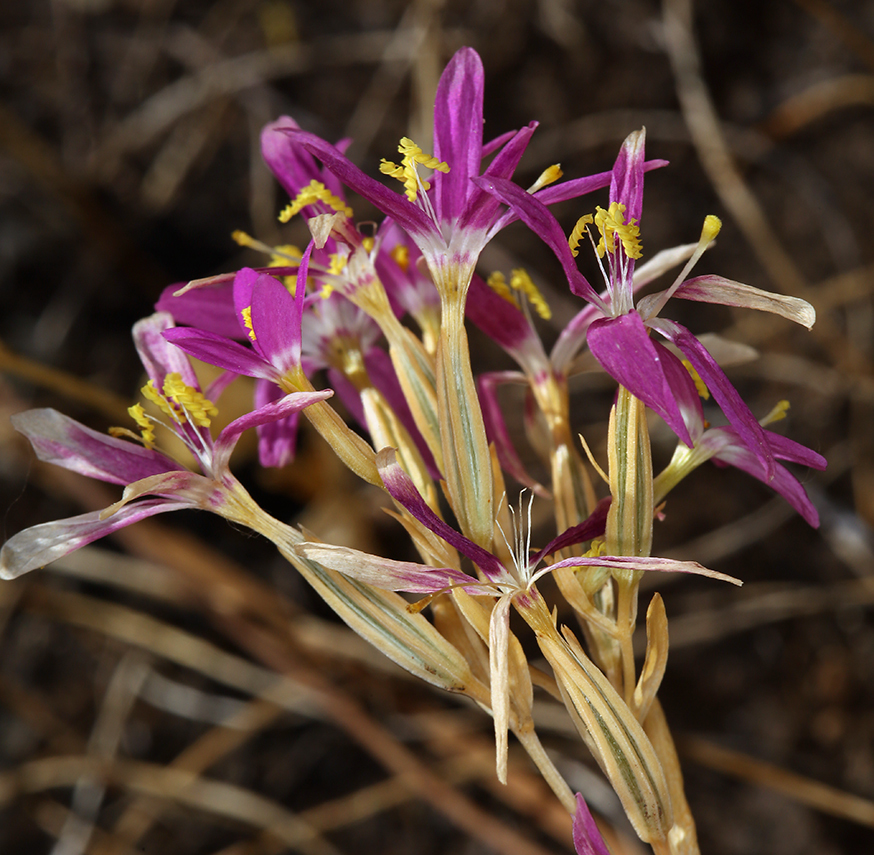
1 0 873 853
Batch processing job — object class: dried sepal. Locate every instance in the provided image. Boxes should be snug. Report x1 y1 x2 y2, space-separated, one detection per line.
644 700 700 855
537 625 673 843
277 538 482 697
633 593 669 723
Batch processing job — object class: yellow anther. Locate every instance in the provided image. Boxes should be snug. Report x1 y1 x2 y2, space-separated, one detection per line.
279 180 352 223
509 268 551 320
701 214 722 244
568 214 594 257
762 399 790 426
380 137 449 202
328 253 347 275
584 538 607 559
682 359 710 400
232 229 259 249
231 232 300 292
528 164 563 194
362 236 375 253
126 403 155 448
142 374 218 428
390 244 409 272
163 374 218 426
241 305 257 342
379 159 421 202
486 271 518 307
269 244 302 267
319 283 335 299
397 137 450 173
593 203 642 260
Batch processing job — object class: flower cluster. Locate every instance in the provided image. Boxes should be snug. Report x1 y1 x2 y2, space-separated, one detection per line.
2 47 824 855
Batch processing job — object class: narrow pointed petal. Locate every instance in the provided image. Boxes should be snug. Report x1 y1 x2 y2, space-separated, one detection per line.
236 260 307 370
433 46 484 224
253 380 299 468
550 304 601 374
573 794 612 855
586 312 693 446
262 116 348 207
376 448 505 579
759 430 827 470
163 327 276 379
704 427 824 527
651 318 773 478
654 274 816 329
281 129 437 240
654 341 705 444
12 409 184 485
155 281 242 339
295 542 491 595
611 129 647 227
458 122 538 235
0 500 191 579
212 389 331 473
530 156 665 209
475 176 608 310
133 313 200 390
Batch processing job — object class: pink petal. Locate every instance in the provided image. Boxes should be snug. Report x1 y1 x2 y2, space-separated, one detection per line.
432 46 485 224
0 500 191 579
12 409 184 486
586 312 693 446
572 794 612 855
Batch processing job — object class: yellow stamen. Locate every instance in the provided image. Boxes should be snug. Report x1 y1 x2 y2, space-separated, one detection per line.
579 432 609 485
328 253 346 275
126 403 155 448
509 268 551 320
390 244 409 272
380 137 449 202
362 236 375 253
701 214 722 244
585 538 607 558
486 271 518 307
269 244 302 268
568 214 594 257
232 229 261 250
593 202 642 260
319 283 335 299
279 180 352 223
682 359 710 400
141 373 218 428
762 399 790 426
163 374 218 426
528 164 563 194
241 305 256 342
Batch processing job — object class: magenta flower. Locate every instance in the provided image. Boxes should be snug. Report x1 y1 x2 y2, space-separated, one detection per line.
262 47 616 301
0 312 330 579
476 130 816 479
